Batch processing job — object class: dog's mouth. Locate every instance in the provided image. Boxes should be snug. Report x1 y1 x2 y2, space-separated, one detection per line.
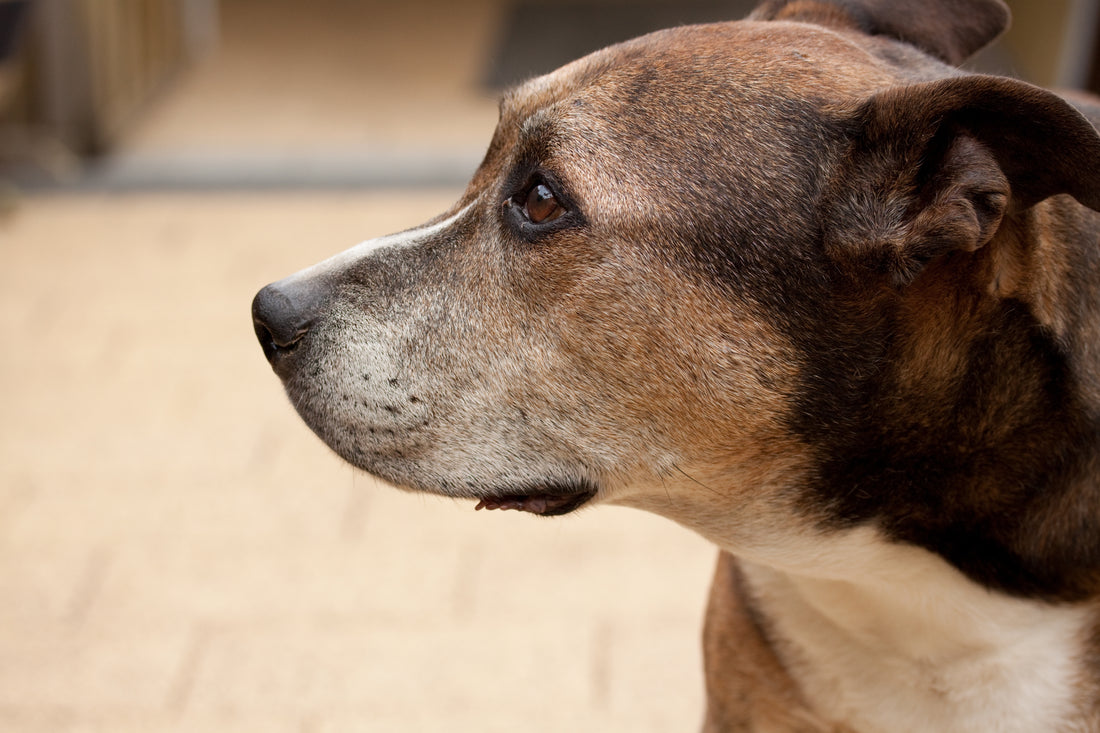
474 482 597 516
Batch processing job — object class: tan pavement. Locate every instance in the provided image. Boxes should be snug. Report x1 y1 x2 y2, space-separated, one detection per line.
0 190 716 732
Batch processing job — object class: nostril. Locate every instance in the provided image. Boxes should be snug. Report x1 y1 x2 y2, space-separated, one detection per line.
254 316 310 349
253 319 280 363
251 283 317 364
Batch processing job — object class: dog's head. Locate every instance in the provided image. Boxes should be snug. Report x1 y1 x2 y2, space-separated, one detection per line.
254 0 1100 600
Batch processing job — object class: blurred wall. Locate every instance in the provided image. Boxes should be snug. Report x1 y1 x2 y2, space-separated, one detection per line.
5 0 216 155
3 0 1100 170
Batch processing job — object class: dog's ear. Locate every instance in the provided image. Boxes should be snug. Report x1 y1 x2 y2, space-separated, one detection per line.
750 0 1009 65
821 75 1100 284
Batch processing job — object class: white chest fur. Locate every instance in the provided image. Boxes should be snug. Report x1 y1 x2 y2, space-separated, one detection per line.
737 528 1093 733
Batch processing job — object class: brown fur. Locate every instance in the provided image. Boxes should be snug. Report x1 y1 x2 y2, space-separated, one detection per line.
703 552 842 732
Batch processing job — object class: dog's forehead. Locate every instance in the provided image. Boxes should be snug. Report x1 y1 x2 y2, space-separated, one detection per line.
501 20 893 124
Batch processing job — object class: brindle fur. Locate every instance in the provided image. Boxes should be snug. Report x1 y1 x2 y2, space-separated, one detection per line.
253 0 1100 729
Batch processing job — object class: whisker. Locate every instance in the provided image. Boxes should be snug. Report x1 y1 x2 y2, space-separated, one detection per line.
670 463 724 498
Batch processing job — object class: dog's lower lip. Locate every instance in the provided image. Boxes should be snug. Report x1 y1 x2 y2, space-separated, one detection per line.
474 488 597 516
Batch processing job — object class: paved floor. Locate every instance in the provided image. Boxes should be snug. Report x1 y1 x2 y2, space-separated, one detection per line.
0 190 716 732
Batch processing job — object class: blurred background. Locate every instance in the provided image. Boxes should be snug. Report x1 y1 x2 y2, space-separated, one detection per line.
0 1 1097 732
3 0 1096 190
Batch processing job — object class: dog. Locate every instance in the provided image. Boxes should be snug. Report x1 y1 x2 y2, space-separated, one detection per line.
252 0 1100 729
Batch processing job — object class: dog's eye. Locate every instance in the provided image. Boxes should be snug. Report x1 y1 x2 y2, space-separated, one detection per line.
523 183 565 224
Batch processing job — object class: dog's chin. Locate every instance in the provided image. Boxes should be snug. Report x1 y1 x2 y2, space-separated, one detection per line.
333 445 599 517
281 385 599 517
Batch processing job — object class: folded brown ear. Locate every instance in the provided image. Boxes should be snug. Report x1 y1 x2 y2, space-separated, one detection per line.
750 0 1010 65
821 75 1100 282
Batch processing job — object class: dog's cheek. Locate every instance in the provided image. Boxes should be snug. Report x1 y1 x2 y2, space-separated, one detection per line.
569 302 817 546
546 270 805 476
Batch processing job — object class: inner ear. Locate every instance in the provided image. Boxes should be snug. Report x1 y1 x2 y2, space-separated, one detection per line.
903 134 1009 265
821 75 1100 285
821 130 1010 284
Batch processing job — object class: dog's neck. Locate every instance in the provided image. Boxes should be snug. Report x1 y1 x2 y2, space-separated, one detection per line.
736 527 1094 733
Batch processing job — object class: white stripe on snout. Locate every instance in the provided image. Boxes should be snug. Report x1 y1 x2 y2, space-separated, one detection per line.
281 201 477 285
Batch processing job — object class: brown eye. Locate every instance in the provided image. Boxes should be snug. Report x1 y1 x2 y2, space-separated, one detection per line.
524 183 564 224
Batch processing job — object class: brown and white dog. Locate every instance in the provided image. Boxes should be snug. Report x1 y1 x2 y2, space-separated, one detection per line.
252 0 1100 729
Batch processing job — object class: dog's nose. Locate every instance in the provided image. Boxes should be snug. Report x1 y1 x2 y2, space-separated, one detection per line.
252 282 317 363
